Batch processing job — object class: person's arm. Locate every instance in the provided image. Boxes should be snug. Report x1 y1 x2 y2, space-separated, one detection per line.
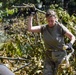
64 31 75 45
28 15 41 32
60 23 75 50
63 31 75 50
60 23 75 44
63 26 75 50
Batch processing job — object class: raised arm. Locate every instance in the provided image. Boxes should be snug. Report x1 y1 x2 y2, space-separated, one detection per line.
28 15 41 32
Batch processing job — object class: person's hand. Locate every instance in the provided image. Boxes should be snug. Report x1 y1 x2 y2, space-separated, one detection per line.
63 43 72 50
66 43 72 50
28 7 37 16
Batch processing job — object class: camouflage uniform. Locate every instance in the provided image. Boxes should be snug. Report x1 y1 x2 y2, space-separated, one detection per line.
41 23 67 75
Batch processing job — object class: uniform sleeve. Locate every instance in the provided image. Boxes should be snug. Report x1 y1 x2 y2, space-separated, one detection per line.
41 25 46 34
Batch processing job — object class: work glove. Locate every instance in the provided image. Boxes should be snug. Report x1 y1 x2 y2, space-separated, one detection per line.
63 43 72 50
66 43 72 50
28 7 37 16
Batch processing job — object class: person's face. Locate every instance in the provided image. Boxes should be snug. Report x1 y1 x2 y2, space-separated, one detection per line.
46 16 56 27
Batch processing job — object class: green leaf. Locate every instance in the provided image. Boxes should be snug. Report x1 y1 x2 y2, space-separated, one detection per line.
6 8 14 15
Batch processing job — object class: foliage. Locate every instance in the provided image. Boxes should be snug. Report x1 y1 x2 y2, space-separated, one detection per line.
0 3 76 75
0 0 76 21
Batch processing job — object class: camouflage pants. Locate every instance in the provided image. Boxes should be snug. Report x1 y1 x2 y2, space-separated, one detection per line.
43 50 67 75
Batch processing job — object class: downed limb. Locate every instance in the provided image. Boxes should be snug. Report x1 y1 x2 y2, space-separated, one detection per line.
13 62 31 72
0 56 28 61
12 5 46 14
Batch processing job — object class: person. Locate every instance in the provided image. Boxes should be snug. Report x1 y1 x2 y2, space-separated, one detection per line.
27 9 75 75
0 64 15 75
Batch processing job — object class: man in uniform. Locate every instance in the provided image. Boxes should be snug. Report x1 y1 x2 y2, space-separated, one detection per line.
27 9 75 75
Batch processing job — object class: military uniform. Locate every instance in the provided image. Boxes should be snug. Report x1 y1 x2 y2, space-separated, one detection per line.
41 23 68 75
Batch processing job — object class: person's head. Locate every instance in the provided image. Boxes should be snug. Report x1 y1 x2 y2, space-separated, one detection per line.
45 9 58 27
